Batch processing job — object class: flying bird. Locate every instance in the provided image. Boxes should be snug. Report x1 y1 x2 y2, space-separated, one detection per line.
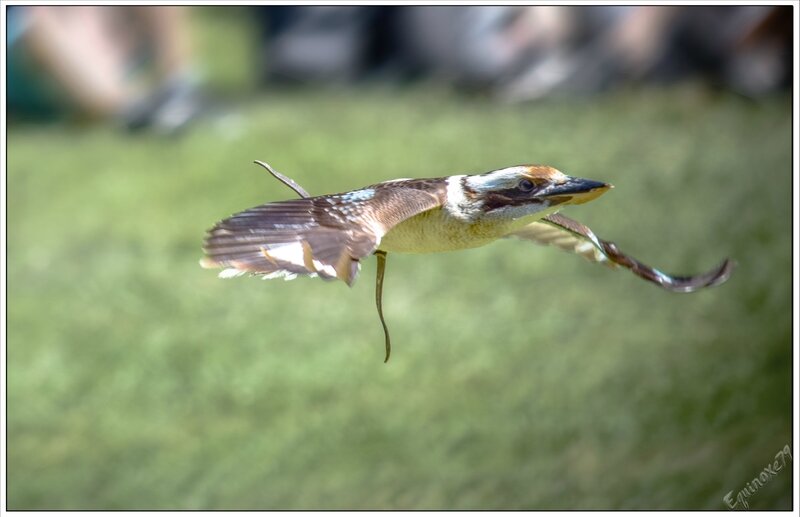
201 161 734 362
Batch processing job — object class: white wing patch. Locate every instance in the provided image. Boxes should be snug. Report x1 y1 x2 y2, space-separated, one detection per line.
261 242 307 268
261 270 302 281
311 259 338 278
219 268 247 279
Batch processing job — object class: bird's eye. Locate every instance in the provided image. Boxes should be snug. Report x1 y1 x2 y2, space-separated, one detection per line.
518 179 535 192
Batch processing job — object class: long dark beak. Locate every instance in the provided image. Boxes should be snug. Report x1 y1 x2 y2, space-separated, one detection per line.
540 177 612 205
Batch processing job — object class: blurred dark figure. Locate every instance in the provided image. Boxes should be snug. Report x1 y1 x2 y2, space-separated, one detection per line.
254 5 791 100
500 5 793 101
674 6 793 97
7 5 204 132
256 6 402 83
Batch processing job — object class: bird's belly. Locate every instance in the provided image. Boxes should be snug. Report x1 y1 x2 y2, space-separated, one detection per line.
378 209 513 253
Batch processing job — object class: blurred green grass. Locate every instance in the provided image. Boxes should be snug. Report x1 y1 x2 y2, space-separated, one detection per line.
6 12 792 509
7 86 792 510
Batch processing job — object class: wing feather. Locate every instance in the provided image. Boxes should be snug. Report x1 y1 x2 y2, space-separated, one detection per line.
509 213 734 292
201 184 443 286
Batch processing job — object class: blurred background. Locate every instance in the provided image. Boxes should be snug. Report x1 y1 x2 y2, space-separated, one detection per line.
6 5 793 510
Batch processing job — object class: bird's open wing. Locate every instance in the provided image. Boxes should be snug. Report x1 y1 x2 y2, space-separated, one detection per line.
201 182 443 286
508 213 734 292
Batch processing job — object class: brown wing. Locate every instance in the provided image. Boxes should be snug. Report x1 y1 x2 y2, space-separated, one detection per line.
201 182 444 286
509 213 734 293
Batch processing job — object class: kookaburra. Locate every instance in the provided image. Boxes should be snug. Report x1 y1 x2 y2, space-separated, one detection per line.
201 161 734 362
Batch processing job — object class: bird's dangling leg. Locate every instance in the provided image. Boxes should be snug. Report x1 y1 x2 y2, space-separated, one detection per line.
374 250 392 363
254 160 311 198
254 159 393 363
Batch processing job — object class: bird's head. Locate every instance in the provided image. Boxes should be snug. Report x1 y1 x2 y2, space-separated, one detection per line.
459 165 612 221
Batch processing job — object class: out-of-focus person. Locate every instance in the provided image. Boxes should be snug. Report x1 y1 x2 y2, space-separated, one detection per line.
252 6 791 101
7 5 204 133
499 5 792 101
